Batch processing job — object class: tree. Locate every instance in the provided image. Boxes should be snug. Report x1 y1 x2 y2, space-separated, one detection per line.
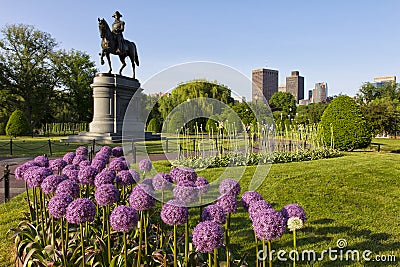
6 109 30 137
356 82 399 104
318 95 371 151
147 118 161 133
269 92 296 120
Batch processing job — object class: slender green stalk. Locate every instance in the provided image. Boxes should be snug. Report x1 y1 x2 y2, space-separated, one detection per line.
173 224 177 267
144 211 149 258
51 216 55 246
255 231 259 267
61 218 67 267
38 189 45 244
80 224 85 267
33 187 38 226
124 231 128 267
65 220 69 259
213 248 218 267
225 213 231 267
137 211 143 267
185 221 189 265
102 206 106 238
293 230 296 267
262 239 266 267
25 182 33 221
208 253 212 267
107 206 111 264
268 240 272 267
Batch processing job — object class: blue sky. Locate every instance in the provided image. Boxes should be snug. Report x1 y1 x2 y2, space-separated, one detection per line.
1 0 399 100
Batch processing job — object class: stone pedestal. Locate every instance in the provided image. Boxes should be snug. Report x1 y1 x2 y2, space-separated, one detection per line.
63 73 145 143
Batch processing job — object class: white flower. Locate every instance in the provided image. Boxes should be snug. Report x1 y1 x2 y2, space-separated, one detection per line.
287 217 304 231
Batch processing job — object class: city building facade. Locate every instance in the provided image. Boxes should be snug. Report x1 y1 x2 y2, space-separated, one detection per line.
285 71 304 103
252 68 279 103
313 82 328 103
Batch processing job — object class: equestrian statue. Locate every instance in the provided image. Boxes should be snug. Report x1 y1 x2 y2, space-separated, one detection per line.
98 11 140 79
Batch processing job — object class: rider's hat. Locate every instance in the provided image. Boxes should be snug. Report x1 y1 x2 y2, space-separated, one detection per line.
112 11 123 18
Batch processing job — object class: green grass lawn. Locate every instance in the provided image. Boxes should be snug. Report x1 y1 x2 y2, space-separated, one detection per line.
1 150 400 266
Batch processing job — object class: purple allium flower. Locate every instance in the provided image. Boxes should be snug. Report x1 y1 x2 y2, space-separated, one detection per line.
110 205 138 232
173 180 199 204
94 171 115 187
170 167 197 183
192 221 224 253
75 146 88 156
91 159 107 172
241 191 263 211
24 166 52 188
41 174 67 194
215 194 238 214
56 179 80 198
34 155 49 167
72 155 87 166
152 172 173 191
129 169 140 183
15 161 40 180
138 159 152 172
195 176 210 195
281 204 306 223
99 146 112 156
202 204 226 225
109 158 128 171
95 184 119 206
116 170 135 186
79 160 91 168
129 184 155 211
48 193 73 218
62 164 79 182
78 166 98 185
63 152 75 165
111 146 124 157
249 200 273 221
252 209 286 241
66 198 96 224
161 199 188 226
94 152 110 163
49 158 67 173
219 178 241 196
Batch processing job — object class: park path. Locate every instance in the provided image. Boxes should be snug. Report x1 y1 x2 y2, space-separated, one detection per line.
0 153 175 203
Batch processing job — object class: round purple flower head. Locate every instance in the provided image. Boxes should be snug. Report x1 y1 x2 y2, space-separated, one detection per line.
56 179 80 198
170 167 197 183
66 198 96 224
129 169 140 183
79 160 91 168
94 152 110 163
94 171 115 187
75 146 88 156
202 204 226 225
34 155 49 167
109 158 128 171
116 170 135 186
195 176 210 195
138 159 152 172
112 146 124 157
15 161 40 180
192 221 224 253
161 199 188 226
91 159 107 173
215 194 238 214
129 184 155 211
72 155 87 166
95 184 119 206
281 204 306 223
63 152 75 165
49 158 67 173
48 193 73 218
252 209 286 241
241 191 263 211
24 166 52 188
110 205 138 232
219 178 241 196
99 146 112 156
41 174 67 194
173 180 199 204
78 166 98 185
152 172 173 191
249 200 273 221
62 164 79 182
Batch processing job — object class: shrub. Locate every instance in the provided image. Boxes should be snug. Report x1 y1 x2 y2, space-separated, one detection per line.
6 110 30 137
318 95 371 151
0 121 6 135
147 118 161 133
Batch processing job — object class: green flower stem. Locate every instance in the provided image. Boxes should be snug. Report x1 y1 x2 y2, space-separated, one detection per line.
185 220 189 265
107 206 111 264
225 213 231 267
25 182 33 221
80 223 85 267
38 189 45 244
33 187 38 226
51 216 55 246
41 191 48 234
262 239 266 267
173 224 177 267
293 230 296 267
101 206 106 238
124 232 128 267
268 240 272 267
214 248 218 267
122 185 125 204
60 218 67 267
254 231 259 267
208 253 212 267
137 211 143 267
145 211 148 258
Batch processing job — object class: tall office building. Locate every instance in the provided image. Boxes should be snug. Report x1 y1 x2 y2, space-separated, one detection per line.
313 82 328 103
372 76 396 87
278 84 287 92
252 68 279 103
286 71 304 103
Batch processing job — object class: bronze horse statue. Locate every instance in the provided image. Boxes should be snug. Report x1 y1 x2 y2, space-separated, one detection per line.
98 18 139 78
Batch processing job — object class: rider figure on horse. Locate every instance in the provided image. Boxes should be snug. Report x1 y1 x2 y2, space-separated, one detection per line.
112 11 125 54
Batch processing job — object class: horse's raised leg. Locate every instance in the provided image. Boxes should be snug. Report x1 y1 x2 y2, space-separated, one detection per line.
119 55 126 76
100 51 105 65
106 53 112 74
